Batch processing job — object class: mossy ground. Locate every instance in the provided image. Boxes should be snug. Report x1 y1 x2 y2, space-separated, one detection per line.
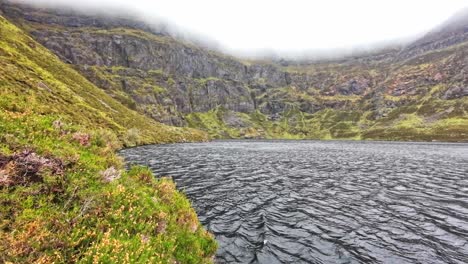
0 15 216 263
186 99 468 142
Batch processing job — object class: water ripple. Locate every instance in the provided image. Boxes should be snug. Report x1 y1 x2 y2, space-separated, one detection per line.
121 140 468 264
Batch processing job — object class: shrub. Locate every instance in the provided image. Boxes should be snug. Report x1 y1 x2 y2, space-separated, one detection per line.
0 150 63 187
123 128 141 147
100 166 121 183
72 132 91 146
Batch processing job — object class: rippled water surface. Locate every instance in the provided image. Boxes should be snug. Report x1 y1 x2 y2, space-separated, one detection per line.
121 140 468 264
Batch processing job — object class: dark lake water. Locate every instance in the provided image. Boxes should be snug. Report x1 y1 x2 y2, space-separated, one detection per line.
120 140 468 264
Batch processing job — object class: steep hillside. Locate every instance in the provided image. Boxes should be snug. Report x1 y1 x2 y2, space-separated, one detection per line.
0 13 216 263
0 5 208 144
2 1 467 142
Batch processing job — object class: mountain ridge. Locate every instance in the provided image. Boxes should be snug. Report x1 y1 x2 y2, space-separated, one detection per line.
1 0 467 141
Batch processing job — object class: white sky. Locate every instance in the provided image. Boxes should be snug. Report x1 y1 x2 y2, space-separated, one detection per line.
19 0 468 56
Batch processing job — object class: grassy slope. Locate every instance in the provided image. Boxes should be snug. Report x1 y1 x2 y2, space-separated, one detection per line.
0 15 216 263
194 111 468 142
186 102 468 142
0 16 208 145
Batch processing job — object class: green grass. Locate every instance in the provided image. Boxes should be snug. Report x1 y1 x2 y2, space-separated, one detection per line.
0 15 216 263
186 108 242 139
186 104 468 142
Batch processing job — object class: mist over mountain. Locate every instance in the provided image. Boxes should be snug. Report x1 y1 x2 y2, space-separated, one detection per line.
4 0 224 51
5 0 468 60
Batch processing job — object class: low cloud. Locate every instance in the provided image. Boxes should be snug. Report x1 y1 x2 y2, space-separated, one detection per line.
6 0 468 61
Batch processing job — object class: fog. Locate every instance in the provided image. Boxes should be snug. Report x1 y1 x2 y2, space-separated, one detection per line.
10 0 468 60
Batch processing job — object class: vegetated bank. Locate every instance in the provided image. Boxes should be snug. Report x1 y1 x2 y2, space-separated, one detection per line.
0 15 216 263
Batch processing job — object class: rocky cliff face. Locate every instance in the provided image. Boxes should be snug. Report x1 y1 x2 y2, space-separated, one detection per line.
2 1 467 141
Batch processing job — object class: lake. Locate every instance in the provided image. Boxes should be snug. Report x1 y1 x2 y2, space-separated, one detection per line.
120 140 468 264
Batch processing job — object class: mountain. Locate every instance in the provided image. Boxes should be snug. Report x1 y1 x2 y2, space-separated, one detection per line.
1 1 467 142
